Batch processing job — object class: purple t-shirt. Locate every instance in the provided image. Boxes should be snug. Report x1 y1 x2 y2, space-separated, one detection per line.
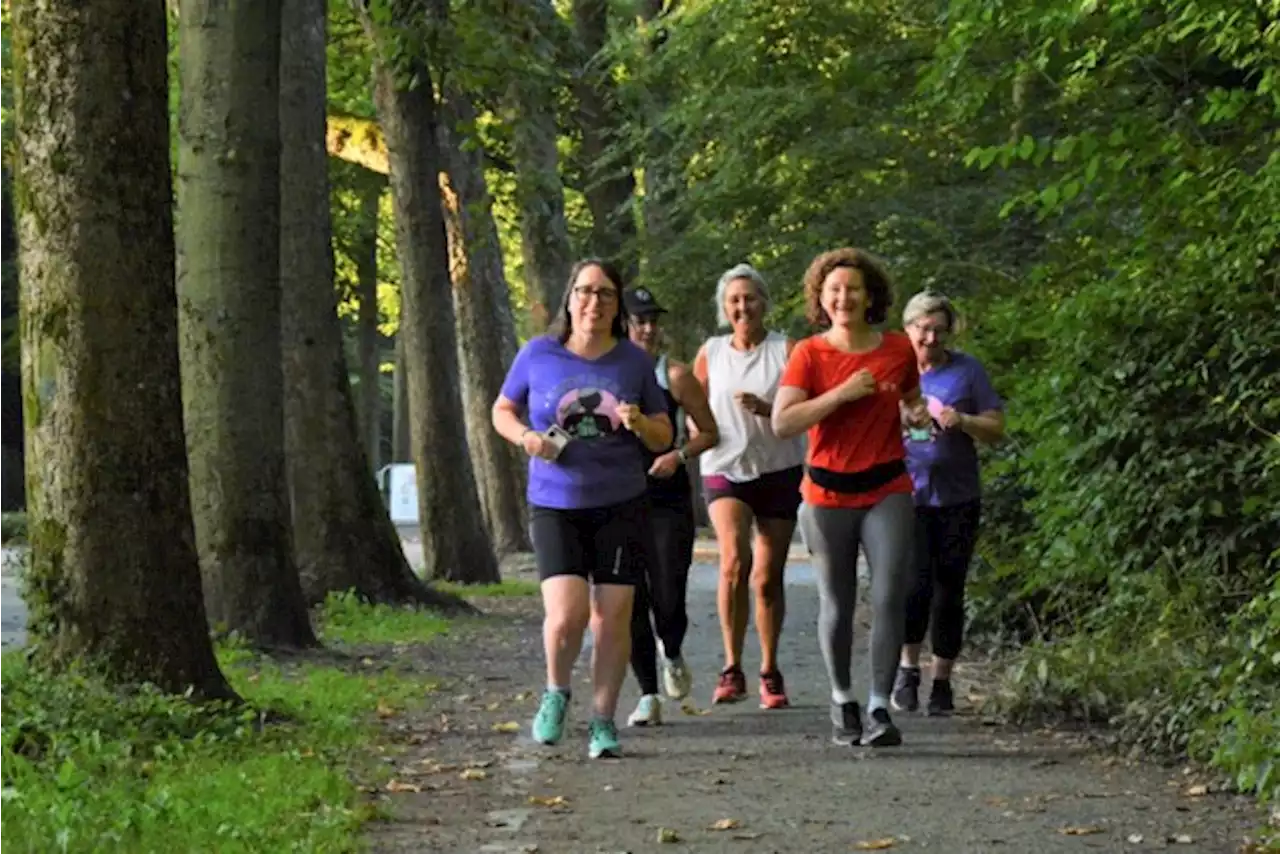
500 335 667 510
904 350 1003 508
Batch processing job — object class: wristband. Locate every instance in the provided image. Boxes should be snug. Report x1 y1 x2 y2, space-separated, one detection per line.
677 447 689 464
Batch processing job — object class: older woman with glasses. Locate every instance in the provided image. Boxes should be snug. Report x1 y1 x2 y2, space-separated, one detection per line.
892 290 1005 717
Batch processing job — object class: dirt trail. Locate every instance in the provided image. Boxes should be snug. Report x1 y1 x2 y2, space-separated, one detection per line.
365 563 1265 854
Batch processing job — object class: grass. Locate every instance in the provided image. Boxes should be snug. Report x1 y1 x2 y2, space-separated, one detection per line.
436 578 540 598
1 594 452 854
1 511 27 545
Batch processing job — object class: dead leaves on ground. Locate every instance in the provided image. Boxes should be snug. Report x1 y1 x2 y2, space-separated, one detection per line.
853 839 901 851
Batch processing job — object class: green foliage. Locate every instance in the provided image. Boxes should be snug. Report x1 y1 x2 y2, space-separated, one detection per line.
436 579 540 598
0 590 460 852
934 0 1280 808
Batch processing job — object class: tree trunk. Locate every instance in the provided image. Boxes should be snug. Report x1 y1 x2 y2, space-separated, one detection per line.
280 0 473 610
392 333 411 461
570 0 638 276
503 0 574 329
176 0 316 646
12 0 235 697
439 88 531 558
364 3 501 584
355 176 383 472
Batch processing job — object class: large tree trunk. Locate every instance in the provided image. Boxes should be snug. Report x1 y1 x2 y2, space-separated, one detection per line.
355 176 384 472
570 0 638 276
504 0 574 329
176 0 316 646
439 89 530 558
12 0 235 697
392 333 411 461
280 0 473 609
364 3 501 584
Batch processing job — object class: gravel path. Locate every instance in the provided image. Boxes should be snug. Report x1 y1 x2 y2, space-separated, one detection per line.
365 560 1265 854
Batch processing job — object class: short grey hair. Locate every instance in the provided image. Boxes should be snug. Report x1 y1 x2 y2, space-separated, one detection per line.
715 263 770 328
902 290 958 331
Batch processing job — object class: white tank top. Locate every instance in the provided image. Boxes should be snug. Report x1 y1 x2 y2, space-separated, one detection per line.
699 332 806 482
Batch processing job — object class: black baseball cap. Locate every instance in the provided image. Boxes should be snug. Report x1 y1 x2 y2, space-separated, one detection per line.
623 287 668 317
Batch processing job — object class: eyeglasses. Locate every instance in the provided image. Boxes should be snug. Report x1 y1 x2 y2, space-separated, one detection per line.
908 320 950 335
572 286 618 304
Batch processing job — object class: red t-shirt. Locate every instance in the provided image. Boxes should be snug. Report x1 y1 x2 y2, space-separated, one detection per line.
779 332 919 509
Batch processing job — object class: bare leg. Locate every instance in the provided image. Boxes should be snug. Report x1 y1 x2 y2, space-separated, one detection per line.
708 498 753 669
752 516 795 674
589 583 635 719
541 575 591 688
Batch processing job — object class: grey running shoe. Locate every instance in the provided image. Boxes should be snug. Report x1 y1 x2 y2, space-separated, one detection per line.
862 707 903 748
831 701 863 746
891 666 921 713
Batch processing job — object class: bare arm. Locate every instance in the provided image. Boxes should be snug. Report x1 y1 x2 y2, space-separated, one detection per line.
958 409 1005 444
491 395 530 445
631 412 673 452
670 362 719 458
772 384 850 440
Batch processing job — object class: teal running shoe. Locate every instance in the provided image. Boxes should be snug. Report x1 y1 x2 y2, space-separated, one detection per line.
532 689 568 745
587 716 621 759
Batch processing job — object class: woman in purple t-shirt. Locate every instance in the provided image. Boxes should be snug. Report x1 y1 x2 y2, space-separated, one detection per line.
892 291 1005 717
492 258 672 760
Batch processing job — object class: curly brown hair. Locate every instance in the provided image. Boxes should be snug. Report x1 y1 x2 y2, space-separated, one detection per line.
802 248 894 328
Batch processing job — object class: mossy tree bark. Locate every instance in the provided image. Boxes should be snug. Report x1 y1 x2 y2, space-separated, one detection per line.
363 0 500 584
176 0 316 646
12 0 235 697
439 87 530 557
354 174 385 472
279 0 472 610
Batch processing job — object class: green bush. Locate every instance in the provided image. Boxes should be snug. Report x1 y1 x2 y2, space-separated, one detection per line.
2 511 27 544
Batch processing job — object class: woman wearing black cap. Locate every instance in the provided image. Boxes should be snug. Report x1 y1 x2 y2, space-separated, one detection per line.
623 287 721 726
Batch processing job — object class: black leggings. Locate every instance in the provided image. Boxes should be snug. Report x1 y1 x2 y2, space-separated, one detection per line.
630 498 696 695
904 500 982 661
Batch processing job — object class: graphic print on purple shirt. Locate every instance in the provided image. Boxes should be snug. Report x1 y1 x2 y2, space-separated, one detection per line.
903 350 1003 508
500 335 666 510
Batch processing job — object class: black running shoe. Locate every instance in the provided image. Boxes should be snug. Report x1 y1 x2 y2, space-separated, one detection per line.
830 701 862 747
927 678 955 717
891 666 921 713
862 707 903 747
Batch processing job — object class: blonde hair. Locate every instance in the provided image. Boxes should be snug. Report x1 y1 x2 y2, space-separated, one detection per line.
902 290 961 333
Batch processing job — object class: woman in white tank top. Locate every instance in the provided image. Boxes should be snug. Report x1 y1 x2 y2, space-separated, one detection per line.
693 263 806 710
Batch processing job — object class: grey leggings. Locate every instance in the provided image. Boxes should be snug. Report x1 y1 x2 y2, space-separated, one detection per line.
798 493 915 702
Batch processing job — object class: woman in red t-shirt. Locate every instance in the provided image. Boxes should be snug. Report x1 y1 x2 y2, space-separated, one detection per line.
772 247 929 750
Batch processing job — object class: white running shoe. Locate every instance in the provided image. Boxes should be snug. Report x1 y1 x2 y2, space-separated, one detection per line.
661 656 692 700
626 694 663 727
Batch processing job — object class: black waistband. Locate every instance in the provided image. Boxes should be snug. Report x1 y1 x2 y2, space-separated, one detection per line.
807 459 906 494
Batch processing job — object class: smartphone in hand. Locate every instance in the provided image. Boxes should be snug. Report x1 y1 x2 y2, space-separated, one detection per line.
543 424 572 458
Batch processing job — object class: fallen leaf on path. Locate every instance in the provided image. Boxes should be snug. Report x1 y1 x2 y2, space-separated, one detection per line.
1185 784 1209 796
1127 834 1144 844
733 832 763 840
1059 826 1104 836
421 761 458 773
485 702 501 711
853 839 898 850
657 827 680 843
528 795 569 808
1167 834 1193 844
385 779 422 793
492 721 521 733
709 818 740 831
681 701 711 716
459 769 487 781
375 700 397 718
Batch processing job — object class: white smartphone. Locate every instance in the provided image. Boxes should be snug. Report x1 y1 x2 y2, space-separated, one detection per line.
542 424 572 458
